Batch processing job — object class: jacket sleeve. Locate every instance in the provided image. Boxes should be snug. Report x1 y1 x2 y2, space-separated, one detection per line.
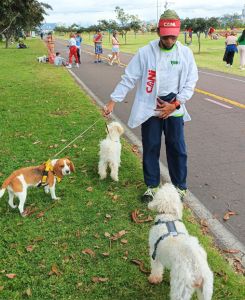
110 51 142 102
177 49 198 104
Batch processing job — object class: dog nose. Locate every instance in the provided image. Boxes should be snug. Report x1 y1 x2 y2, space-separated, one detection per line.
66 170 70 174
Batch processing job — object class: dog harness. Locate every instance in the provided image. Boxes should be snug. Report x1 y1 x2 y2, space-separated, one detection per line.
152 220 185 260
38 159 62 187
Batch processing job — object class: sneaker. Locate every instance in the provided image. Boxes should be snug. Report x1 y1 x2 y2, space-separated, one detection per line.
94 61 98 63
141 187 159 203
76 63 79 68
176 187 187 201
66 64 72 69
98 60 102 63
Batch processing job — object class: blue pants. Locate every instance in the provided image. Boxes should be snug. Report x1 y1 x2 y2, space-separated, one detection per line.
141 116 187 190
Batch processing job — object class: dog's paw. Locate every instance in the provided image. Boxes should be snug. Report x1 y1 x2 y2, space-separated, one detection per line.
9 204 17 209
21 211 28 217
99 174 107 180
52 197 61 201
148 274 163 284
44 187 50 194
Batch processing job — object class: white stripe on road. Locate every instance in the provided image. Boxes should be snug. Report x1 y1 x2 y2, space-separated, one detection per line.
199 70 245 83
204 98 233 109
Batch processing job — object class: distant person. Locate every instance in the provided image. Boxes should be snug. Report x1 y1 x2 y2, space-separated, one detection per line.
40 31 44 40
93 29 103 63
66 33 79 69
109 30 120 66
17 40 27 48
54 52 66 66
224 31 238 67
208 27 215 39
46 32 55 55
75 32 83 64
237 29 245 70
103 10 198 202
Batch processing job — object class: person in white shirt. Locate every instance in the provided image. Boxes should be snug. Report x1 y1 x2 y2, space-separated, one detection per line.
66 33 79 69
103 10 198 202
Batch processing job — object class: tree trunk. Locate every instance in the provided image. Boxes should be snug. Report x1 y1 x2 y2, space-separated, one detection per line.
198 33 201 54
124 32 127 44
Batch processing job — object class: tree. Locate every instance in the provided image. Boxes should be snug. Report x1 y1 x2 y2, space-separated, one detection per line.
0 0 52 48
114 6 131 44
191 18 208 53
130 15 141 38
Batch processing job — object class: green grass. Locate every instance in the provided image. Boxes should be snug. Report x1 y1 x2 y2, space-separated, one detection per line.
0 39 244 300
59 32 243 76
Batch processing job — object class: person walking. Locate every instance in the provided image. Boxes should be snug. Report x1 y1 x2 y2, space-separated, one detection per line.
45 32 55 55
103 10 198 202
66 33 79 69
224 31 238 67
76 32 83 64
93 29 103 63
237 29 245 70
109 30 120 66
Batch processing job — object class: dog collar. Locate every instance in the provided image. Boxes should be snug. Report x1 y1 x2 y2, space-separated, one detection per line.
152 220 185 260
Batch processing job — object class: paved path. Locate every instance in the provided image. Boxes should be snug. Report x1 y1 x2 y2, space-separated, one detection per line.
56 40 245 249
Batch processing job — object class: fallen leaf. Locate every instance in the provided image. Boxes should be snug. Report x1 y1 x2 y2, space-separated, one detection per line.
104 232 111 238
0 172 3 177
25 288 32 297
101 252 110 257
36 211 45 219
75 230 81 238
131 209 153 224
105 214 112 219
31 236 44 243
86 187 93 192
33 140 41 145
223 249 240 254
130 259 150 274
6 273 16 279
26 245 35 252
22 207 38 217
110 230 127 241
214 271 228 282
91 277 109 283
0 286 4 291
112 195 118 201
94 233 100 239
223 210 237 221
120 239 128 244
76 282 83 288
49 264 61 276
132 145 139 154
82 248 95 257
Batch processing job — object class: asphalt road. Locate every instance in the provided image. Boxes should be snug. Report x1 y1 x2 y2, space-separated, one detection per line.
55 40 245 246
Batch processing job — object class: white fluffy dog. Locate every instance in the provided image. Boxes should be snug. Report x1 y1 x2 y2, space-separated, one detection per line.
37 55 47 63
98 121 124 181
148 183 213 300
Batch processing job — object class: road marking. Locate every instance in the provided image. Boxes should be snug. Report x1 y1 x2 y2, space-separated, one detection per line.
204 98 232 109
199 70 245 83
195 88 245 109
80 48 245 110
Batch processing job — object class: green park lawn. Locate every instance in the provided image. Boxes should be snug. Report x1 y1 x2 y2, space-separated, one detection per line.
0 39 244 299
60 31 243 77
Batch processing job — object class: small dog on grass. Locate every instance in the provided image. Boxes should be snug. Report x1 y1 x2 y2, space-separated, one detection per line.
0 158 75 217
37 55 47 63
148 183 213 300
98 121 124 181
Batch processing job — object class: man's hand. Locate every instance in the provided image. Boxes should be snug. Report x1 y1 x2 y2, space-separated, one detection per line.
155 100 176 119
103 100 116 117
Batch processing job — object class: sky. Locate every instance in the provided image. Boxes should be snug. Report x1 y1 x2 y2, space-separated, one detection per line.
43 0 244 26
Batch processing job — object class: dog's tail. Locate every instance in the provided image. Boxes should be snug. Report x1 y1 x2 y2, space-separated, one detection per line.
0 188 6 198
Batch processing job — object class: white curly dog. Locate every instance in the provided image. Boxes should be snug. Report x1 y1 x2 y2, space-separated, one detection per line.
148 183 213 300
98 121 124 181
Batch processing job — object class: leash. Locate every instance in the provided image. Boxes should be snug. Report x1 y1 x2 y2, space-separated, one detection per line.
53 118 102 158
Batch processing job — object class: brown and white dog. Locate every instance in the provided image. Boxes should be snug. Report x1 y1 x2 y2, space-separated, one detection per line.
0 158 75 216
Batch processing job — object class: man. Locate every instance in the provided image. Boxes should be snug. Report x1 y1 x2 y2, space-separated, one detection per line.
93 29 103 63
75 32 83 64
103 10 198 202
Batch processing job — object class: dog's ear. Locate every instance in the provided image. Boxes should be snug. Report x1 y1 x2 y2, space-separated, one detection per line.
69 161 75 173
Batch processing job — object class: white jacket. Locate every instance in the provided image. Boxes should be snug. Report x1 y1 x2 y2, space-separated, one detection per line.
110 40 198 128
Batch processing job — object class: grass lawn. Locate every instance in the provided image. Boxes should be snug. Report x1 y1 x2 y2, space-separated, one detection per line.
59 32 244 77
0 39 244 300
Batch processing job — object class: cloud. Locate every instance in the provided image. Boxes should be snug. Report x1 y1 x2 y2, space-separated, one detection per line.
43 0 244 25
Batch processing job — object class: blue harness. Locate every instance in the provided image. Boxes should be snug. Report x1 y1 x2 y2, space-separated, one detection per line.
152 220 185 260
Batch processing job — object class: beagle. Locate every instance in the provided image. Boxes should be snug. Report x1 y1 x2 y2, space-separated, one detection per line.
0 158 75 217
